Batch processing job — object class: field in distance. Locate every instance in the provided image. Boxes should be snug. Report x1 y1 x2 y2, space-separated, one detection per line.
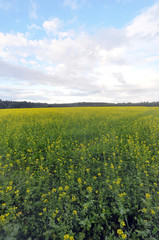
0 107 159 240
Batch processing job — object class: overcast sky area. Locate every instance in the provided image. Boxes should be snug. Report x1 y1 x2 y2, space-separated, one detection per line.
0 0 159 103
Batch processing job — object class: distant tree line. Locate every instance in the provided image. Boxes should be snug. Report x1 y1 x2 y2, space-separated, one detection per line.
0 99 159 109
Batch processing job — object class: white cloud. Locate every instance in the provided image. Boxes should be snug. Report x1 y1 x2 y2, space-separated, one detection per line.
29 0 38 19
1 3 159 103
27 24 42 31
0 60 55 85
63 0 79 10
124 3 159 67
63 0 88 10
126 4 159 39
43 18 62 35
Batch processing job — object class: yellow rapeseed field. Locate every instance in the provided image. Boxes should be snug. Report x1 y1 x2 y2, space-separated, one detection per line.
0 107 159 239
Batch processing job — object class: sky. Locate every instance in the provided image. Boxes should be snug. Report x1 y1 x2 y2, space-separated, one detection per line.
0 0 159 103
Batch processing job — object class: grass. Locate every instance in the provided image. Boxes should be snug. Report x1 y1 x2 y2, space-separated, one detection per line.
0 107 159 240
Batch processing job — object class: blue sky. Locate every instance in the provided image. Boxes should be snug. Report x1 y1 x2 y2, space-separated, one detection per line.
0 0 159 103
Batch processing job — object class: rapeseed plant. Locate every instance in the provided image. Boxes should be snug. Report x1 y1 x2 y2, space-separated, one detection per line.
0 107 159 239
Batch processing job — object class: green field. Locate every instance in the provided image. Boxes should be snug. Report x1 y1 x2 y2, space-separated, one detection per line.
0 107 159 240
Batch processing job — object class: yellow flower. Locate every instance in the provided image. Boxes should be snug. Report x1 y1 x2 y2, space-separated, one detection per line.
39 212 43 216
151 209 155 214
0 215 5 221
73 210 77 215
111 163 114 169
116 178 122 185
146 193 151 200
87 186 92 192
70 236 74 240
43 207 47 212
117 229 123 235
78 178 82 184
6 186 12 192
65 185 69 190
121 233 127 239
16 212 22 217
41 194 46 198
121 221 126 227
72 196 76 201
118 192 126 198
52 188 56 193
59 187 63 191
141 208 147 213
64 234 69 240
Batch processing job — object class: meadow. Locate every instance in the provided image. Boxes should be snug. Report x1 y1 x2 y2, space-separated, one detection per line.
0 107 159 240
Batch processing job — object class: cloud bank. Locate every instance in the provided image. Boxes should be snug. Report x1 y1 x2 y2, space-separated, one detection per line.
0 3 159 103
